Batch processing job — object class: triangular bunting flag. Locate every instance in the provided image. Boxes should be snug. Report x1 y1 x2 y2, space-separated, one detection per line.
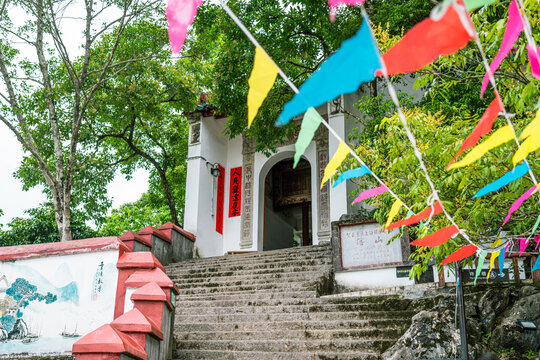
533 256 540 272
379 1 474 76
333 166 371 188
486 238 501 281
535 236 540 250
166 0 203 54
448 125 514 169
502 185 540 225
449 95 503 166
352 185 389 204
518 237 529 256
519 108 540 140
527 215 540 241
441 244 478 265
512 132 540 165
481 0 524 96
528 44 540 79
277 16 381 125
321 142 350 189
328 0 366 22
384 199 403 230
384 201 444 231
474 251 487 285
410 225 459 247
473 162 530 198
247 47 279 127
294 108 322 167
464 0 497 10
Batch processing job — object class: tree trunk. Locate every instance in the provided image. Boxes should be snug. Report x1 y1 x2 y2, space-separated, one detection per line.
158 169 179 226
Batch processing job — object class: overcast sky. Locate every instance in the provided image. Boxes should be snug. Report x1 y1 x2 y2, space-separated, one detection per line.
0 2 150 228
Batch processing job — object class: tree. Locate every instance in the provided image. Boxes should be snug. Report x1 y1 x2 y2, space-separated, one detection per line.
0 0 162 240
97 193 170 237
187 0 432 152
0 203 97 247
88 20 196 226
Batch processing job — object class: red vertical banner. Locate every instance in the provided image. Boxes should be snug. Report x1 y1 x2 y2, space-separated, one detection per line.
216 164 225 234
229 167 242 217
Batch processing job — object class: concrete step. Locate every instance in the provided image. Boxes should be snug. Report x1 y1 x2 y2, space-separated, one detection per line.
176 318 412 332
167 258 332 276
171 270 329 286
177 289 319 302
171 244 331 265
175 327 408 341
173 349 378 360
175 338 394 352
175 310 415 324
174 302 413 315
177 280 318 295
169 265 332 281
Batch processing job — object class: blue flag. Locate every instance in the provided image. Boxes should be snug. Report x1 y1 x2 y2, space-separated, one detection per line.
277 16 382 126
533 256 540 272
332 166 371 188
473 162 530 198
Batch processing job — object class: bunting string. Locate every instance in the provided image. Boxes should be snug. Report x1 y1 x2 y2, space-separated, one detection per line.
218 0 413 214
213 0 539 258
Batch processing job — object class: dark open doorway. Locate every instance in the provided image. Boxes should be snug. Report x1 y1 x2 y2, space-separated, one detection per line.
263 158 312 251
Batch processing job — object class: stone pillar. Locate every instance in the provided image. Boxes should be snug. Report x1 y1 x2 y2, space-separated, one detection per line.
158 222 195 262
138 227 172 266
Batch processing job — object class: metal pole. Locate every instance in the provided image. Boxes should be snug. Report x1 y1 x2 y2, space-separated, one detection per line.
456 262 469 360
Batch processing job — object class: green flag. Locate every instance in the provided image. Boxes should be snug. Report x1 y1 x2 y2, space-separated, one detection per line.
464 0 497 10
294 107 322 167
474 251 488 285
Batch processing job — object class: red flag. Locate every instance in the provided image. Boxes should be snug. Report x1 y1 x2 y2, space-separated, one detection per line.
448 94 504 167
441 244 478 265
384 201 443 231
379 1 474 76
411 225 460 247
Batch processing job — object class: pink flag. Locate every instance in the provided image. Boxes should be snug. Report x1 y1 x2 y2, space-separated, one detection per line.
166 0 203 54
527 44 540 79
535 236 540 250
481 0 524 96
352 185 389 204
518 237 528 256
502 185 539 225
328 0 366 22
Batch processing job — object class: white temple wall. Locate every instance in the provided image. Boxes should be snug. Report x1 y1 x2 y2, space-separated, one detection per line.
222 135 243 253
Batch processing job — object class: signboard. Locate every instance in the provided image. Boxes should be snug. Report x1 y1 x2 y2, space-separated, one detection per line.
396 265 435 283
216 164 225 234
229 167 242 217
462 268 510 284
339 222 403 269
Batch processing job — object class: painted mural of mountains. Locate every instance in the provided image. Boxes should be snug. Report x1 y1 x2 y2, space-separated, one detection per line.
2 264 79 306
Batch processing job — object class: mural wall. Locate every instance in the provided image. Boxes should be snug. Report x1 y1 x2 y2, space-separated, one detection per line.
0 250 119 355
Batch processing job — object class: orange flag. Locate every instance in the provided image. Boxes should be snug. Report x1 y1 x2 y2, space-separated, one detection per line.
379 1 474 76
410 225 460 247
449 95 504 166
441 244 478 265
384 201 443 231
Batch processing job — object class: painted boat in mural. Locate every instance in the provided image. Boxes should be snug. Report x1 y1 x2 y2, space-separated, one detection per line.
61 324 80 338
22 333 38 344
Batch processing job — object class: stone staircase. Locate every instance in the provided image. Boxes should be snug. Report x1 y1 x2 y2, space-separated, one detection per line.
166 243 414 360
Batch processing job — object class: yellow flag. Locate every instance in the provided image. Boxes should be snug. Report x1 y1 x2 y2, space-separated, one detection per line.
321 141 350 189
486 238 501 282
448 125 514 169
513 131 540 165
247 47 278 127
519 108 540 140
384 199 403 230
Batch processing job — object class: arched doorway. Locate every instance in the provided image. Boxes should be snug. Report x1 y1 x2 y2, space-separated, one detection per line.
263 158 312 250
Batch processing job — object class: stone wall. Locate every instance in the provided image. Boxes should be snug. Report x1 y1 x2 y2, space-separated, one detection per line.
381 284 540 360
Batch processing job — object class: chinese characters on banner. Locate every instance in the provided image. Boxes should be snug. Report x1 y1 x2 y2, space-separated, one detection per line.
216 164 225 234
229 167 242 217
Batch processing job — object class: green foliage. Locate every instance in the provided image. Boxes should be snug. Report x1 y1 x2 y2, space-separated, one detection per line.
348 108 539 277
187 0 431 152
97 194 170 237
0 204 96 247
